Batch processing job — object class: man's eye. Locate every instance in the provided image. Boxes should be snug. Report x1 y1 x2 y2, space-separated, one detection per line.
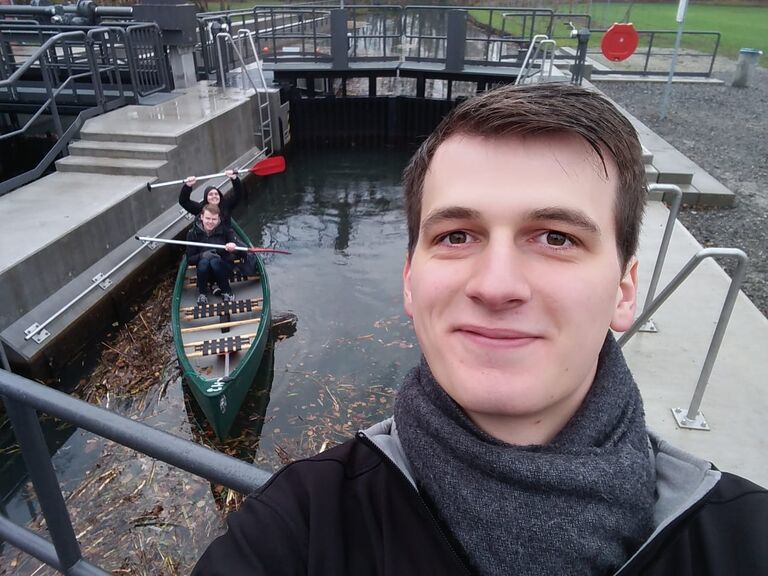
534 230 575 249
440 231 469 245
546 231 569 246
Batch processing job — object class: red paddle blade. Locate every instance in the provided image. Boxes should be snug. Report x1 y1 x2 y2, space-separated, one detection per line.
251 155 286 176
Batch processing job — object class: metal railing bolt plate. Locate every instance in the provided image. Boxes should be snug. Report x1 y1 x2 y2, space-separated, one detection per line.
672 407 710 431
638 319 658 333
25 323 51 344
92 273 112 290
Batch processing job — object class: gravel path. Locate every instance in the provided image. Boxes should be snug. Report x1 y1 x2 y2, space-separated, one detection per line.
594 60 768 317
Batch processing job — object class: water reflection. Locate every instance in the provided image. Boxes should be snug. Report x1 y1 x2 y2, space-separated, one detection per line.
237 148 420 467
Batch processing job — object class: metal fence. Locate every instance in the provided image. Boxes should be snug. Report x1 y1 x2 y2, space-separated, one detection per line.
587 28 721 77
193 4 721 82
0 22 172 196
125 23 171 97
0 348 271 574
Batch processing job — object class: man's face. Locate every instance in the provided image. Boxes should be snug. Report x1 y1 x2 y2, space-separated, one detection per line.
201 210 220 232
206 189 221 205
403 134 638 443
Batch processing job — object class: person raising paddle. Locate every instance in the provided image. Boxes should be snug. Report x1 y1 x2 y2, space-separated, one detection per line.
180 169 243 227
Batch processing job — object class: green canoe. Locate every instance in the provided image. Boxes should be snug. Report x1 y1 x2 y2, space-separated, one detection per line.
171 220 272 439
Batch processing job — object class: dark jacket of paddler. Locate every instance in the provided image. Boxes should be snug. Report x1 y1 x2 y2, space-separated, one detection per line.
179 176 243 227
186 219 237 266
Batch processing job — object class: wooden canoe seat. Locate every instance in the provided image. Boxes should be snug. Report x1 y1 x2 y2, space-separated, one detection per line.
189 335 252 358
181 298 263 320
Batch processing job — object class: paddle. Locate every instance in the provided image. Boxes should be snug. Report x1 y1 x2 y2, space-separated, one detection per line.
136 236 291 255
146 155 286 191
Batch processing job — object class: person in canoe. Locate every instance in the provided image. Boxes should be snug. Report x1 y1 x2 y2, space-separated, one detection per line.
180 169 242 227
187 204 237 306
193 84 767 575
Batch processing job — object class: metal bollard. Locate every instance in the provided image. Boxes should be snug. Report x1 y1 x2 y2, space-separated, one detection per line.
731 48 763 88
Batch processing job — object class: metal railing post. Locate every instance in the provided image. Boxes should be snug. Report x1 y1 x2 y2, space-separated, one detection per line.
683 251 748 422
3 398 84 571
40 53 64 138
85 34 105 108
619 248 749 430
707 32 721 77
0 340 10 371
644 32 654 74
643 184 683 315
445 9 467 72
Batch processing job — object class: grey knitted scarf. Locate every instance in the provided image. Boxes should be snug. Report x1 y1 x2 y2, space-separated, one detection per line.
394 333 655 576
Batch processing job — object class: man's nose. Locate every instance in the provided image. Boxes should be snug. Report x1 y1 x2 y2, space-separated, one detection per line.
464 237 532 309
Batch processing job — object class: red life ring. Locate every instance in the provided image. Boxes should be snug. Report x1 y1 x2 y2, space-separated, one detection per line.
601 23 639 62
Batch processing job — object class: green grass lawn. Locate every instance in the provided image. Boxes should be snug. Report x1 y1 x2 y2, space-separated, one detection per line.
471 3 766 61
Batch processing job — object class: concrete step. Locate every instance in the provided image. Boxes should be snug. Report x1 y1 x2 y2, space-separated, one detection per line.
55 155 167 177
79 130 178 145
69 140 175 160
641 145 653 164
645 164 659 184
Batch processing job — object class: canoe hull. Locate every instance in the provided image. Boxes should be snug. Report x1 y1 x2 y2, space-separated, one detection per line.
171 220 272 439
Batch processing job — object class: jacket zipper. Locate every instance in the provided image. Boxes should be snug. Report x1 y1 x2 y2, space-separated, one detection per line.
357 432 474 576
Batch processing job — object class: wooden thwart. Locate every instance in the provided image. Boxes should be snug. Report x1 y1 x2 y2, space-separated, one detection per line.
180 317 261 334
188 344 252 358
183 332 258 348
187 333 254 358
181 298 263 320
180 297 262 312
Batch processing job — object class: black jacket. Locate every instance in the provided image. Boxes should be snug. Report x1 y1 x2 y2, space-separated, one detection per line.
193 419 768 576
179 177 242 226
186 219 237 266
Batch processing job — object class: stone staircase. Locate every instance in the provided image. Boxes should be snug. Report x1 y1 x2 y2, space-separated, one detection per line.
56 134 176 178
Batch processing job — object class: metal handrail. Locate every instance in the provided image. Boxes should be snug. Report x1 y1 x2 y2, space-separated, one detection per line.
619 248 749 428
643 184 683 314
0 29 86 87
234 28 274 152
0 354 271 573
516 34 556 84
24 211 187 343
0 24 170 196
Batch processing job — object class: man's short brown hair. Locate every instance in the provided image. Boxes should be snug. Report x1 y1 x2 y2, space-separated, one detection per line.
202 203 220 216
402 83 646 270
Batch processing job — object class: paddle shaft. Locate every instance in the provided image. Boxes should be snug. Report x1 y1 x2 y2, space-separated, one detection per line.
136 236 290 255
149 170 249 190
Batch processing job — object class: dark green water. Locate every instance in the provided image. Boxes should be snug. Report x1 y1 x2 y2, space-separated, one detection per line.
237 148 421 464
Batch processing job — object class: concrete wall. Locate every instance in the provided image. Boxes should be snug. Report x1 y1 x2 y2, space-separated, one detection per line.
0 92 261 334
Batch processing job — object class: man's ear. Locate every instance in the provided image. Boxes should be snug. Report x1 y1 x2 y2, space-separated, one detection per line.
403 256 414 318
610 256 638 333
